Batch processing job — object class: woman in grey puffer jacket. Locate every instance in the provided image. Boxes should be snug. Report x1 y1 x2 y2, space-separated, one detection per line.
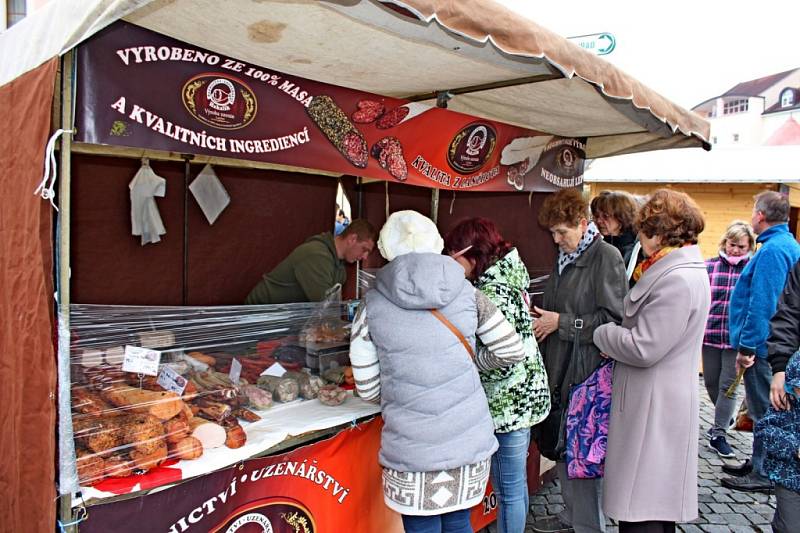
350 211 528 533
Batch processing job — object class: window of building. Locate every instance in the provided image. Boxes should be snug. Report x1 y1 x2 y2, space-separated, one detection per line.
6 0 26 28
723 99 749 115
712 136 718 144
733 133 739 142
781 89 796 108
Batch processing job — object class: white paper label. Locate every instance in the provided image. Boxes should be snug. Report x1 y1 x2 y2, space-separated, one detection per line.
122 345 161 376
229 358 242 384
157 366 188 395
260 362 287 377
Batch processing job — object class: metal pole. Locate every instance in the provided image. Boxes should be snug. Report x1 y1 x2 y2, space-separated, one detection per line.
430 189 440 224
431 92 452 223
355 177 363 299
182 154 194 305
57 49 75 533
356 176 363 218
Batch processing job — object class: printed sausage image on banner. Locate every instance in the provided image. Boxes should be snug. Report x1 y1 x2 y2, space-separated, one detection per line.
307 95 369 168
371 137 408 181
351 99 385 124
376 105 410 129
75 20 586 191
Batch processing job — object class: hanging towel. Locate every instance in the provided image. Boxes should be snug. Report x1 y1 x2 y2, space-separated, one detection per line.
129 161 166 245
189 163 230 225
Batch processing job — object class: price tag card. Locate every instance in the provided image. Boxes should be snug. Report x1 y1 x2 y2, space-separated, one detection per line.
157 366 188 395
260 362 287 377
122 345 161 376
229 358 242 384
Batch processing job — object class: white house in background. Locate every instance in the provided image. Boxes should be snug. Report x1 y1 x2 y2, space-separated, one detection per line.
692 68 800 147
585 68 800 254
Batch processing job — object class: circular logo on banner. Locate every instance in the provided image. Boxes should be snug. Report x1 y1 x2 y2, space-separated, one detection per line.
225 513 273 533
182 73 257 130
212 498 316 533
555 145 581 177
447 122 497 174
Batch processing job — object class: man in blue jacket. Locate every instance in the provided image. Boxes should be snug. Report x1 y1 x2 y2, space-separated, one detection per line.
722 191 800 492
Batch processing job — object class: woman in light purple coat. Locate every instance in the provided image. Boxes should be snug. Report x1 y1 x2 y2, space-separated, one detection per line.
593 190 710 533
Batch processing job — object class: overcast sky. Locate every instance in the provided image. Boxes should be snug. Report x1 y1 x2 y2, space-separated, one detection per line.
494 0 800 110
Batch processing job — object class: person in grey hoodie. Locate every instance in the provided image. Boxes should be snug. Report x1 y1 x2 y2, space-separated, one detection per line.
350 210 527 533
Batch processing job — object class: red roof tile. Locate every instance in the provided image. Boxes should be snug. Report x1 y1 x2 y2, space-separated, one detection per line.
765 117 800 145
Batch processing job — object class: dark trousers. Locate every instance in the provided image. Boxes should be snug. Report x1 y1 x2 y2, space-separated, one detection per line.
618 521 676 533
772 485 800 533
401 509 472 533
743 357 773 475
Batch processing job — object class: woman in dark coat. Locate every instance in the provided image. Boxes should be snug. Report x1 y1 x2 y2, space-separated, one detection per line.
531 188 627 533
590 190 642 283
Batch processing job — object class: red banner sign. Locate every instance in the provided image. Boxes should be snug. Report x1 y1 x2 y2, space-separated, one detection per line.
79 418 497 532
76 21 585 192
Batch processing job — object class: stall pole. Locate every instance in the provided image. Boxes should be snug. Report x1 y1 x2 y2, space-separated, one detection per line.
57 49 76 533
182 154 194 305
430 189 440 224
355 177 363 299
357 176 363 219
430 92 452 223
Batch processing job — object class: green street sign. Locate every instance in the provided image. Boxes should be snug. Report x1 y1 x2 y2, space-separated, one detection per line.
567 33 616 56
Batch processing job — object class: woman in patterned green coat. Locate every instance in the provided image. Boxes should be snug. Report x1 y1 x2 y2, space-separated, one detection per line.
445 218 551 533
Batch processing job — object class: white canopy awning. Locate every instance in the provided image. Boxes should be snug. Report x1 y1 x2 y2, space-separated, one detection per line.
0 0 710 159
584 145 800 183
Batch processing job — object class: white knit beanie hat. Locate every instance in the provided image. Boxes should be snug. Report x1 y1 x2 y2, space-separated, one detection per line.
378 210 444 261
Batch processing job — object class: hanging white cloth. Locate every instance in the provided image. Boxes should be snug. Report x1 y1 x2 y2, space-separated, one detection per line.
129 159 166 245
189 163 230 225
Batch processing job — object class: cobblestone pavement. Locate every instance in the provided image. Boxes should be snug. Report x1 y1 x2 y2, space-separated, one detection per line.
482 382 777 533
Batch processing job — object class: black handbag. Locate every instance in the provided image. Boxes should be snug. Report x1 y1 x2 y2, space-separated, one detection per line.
532 318 583 461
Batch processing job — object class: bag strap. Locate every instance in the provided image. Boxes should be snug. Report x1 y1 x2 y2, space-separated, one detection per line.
429 309 475 359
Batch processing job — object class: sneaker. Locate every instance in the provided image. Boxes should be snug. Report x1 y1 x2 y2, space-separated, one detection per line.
704 427 712 439
708 435 736 458
530 516 574 533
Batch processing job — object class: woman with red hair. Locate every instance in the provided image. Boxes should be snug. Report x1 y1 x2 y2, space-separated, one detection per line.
444 218 551 533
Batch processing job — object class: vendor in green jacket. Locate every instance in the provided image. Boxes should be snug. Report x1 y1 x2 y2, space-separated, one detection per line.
245 219 377 304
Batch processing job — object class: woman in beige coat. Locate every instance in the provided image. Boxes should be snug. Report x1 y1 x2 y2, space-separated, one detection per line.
593 190 710 533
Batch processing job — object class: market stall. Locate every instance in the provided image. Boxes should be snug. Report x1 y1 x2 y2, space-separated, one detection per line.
0 1 710 532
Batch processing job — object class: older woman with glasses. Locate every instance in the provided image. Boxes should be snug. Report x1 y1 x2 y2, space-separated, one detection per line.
590 190 642 283
530 188 627 533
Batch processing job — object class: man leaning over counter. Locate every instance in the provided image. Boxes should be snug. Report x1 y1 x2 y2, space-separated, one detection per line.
245 219 377 304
